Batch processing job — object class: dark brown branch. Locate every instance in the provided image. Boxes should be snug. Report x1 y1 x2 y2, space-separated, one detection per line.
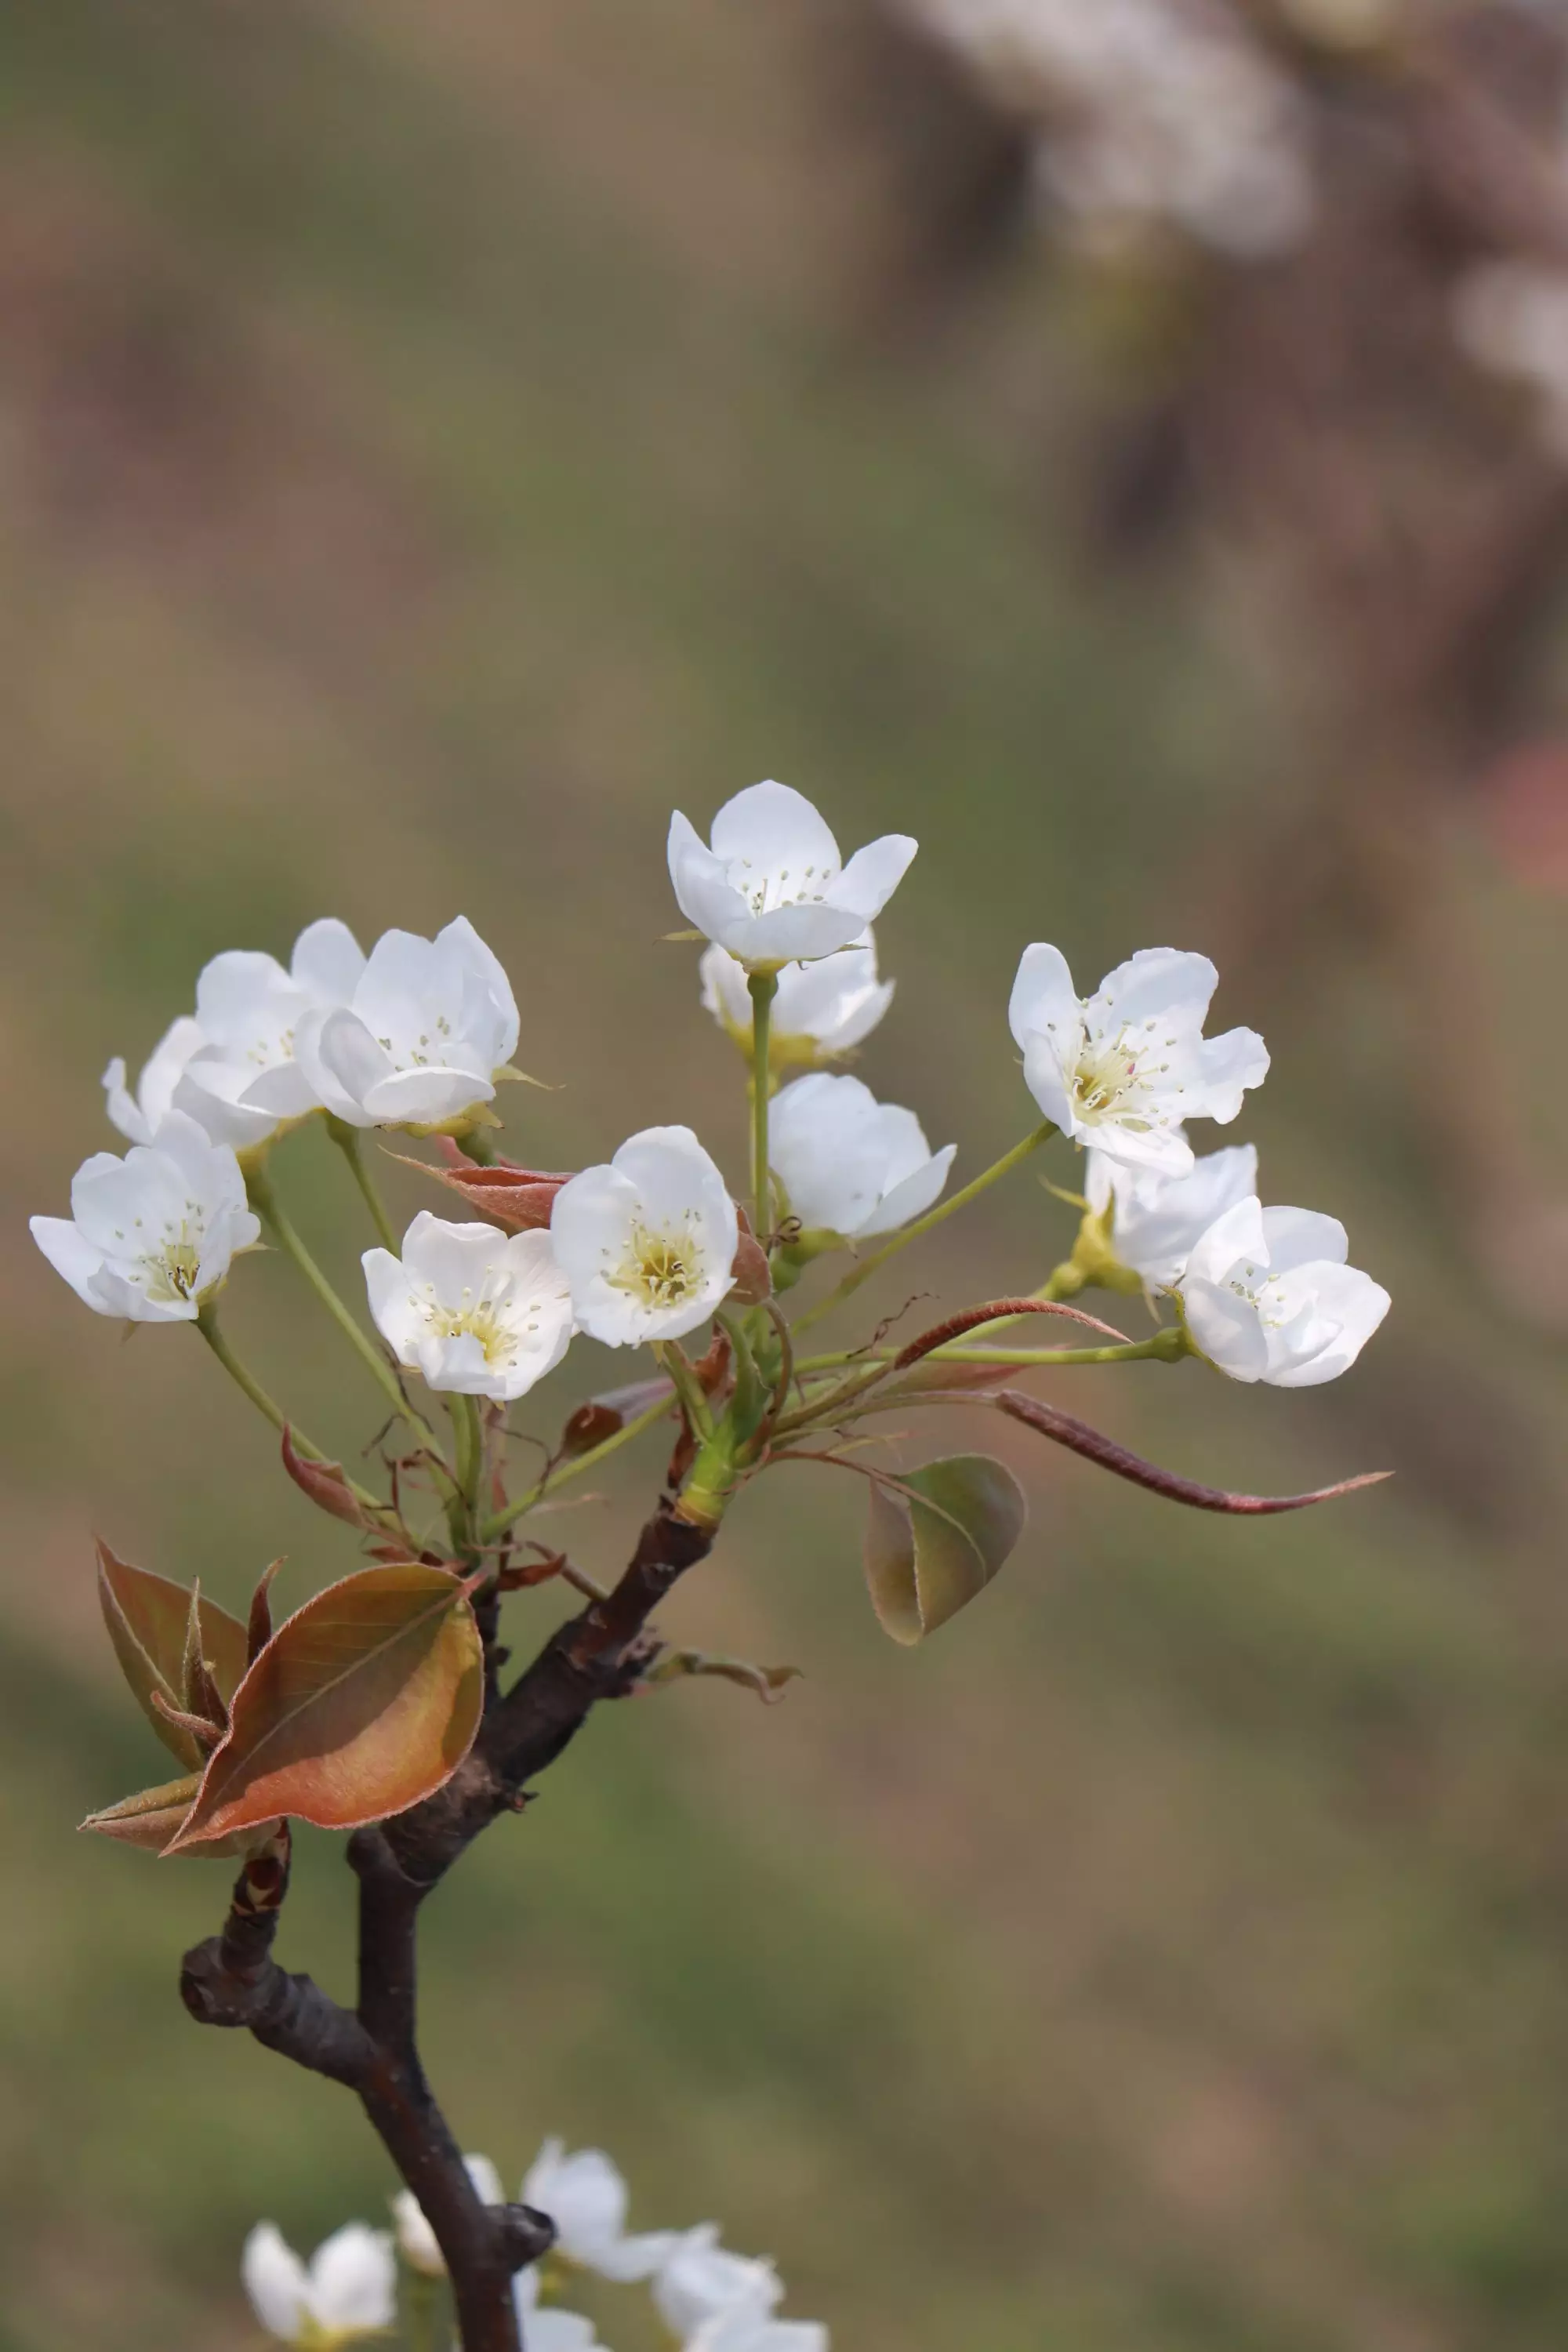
180 1493 717 2351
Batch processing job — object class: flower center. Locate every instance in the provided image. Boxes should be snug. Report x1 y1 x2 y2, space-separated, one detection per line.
376 1014 457 1071
421 1287 514 1364
112 1204 206 1305
731 857 840 916
611 1221 702 1310
1069 1015 1180 1134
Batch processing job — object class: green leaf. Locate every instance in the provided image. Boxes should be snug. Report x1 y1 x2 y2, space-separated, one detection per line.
78 1773 262 1859
165 1563 484 1852
96 1541 251 1769
862 1454 1027 1646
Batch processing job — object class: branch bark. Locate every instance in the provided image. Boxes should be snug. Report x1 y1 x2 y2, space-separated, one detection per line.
179 1493 716 2350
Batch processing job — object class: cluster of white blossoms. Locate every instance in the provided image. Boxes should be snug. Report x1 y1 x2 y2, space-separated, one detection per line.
894 0 1317 260
243 2140 825 2350
31 775 1388 1390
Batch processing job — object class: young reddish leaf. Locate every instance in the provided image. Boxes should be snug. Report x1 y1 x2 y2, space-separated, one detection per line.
80 1773 269 1859
995 1391 1392 1513
394 1142 573 1232
281 1426 376 1531
892 1297 1128 1370
558 1377 674 1460
644 1650 803 1704
96 1541 251 1770
246 1559 283 1667
165 1563 484 1852
151 1690 224 1750
728 1229 773 1305
863 1454 1028 1646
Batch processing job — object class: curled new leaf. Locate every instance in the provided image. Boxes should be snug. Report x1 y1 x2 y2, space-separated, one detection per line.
402 1141 572 1232
281 1427 377 1532
892 1297 1128 1370
96 1541 251 1771
994 1391 1391 1514
862 1454 1028 1646
644 1650 803 1704
79 1773 266 1859
558 1377 674 1461
165 1563 485 1852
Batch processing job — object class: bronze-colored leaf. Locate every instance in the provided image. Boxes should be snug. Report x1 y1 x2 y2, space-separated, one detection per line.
281 1426 376 1530
995 1391 1391 1513
644 1650 803 1704
165 1563 485 1852
247 1559 283 1667
80 1773 266 1859
727 1229 773 1305
395 1143 572 1232
96 1541 251 1770
558 1377 673 1459
862 1454 1028 1646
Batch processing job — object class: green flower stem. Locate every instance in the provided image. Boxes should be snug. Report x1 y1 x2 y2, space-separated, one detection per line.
917 1328 1187 1369
789 1122 1056 1338
448 1396 485 1548
652 1341 714 1441
245 1160 444 1457
748 969 779 1238
327 1116 401 1254
479 1390 673 1546
194 1304 387 1514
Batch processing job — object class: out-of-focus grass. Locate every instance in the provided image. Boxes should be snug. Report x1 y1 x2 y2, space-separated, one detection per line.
2 3 1567 2348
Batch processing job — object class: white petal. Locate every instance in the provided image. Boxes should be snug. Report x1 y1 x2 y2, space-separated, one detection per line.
194 950 298 1048
1184 1195 1268 1287
723 901 873 967
709 779 840 873
362 1247 423 1367
310 1010 399 1126
654 2227 783 2339
308 2223 397 2329
1193 1025 1270 1124
1264 1261 1390 1387
241 2223 311 2340
854 1142 956 1239
1182 1275 1270 1381
437 914 520 1066
290 916 366 1004
1008 942 1080 1054
827 831 917 921
1260 1205 1347 1275
521 2143 627 2259
1108 1143 1258 1290
360 1065 495 1129
1091 946 1218 1030
31 1216 111 1311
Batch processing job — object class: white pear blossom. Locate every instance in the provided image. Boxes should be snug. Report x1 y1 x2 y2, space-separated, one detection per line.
550 1127 739 1347
514 2263 605 2352
690 2314 829 2352
241 2221 396 2345
391 2154 504 2278
653 2227 783 2341
1086 1142 1258 1293
31 1113 260 1323
170 919 367 1151
1009 944 1267 1177
1178 1196 1390 1386
521 2138 677 2281
102 1016 207 1146
769 1073 955 1242
293 917 519 1133
363 1214 575 1402
699 931 895 1067
669 782 916 970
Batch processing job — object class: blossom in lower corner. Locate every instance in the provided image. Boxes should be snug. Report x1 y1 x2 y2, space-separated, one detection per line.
391 2153 504 2277
293 916 520 1132
769 1073 955 1243
550 1126 739 1346
669 780 916 970
30 1113 260 1322
1085 1142 1258 1294
172 919 368 1151
514 2263 604 2352
699 930 895 1069
521 2138 677 2281
652 2226 784 2341
363 1214 575 1401
241 2221 396 2345
1178 1196 1390 1385
1009 944 1267 1176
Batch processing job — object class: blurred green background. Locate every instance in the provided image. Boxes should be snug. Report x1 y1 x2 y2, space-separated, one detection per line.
4 4 1568 2347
